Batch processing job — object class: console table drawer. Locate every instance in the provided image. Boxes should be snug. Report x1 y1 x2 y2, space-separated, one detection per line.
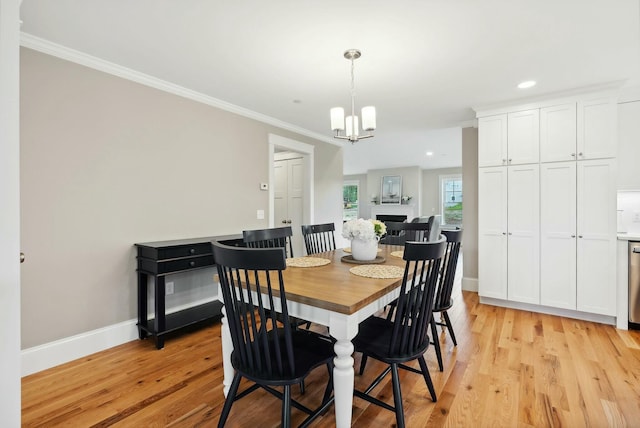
138 242 212 260
138 254 214 275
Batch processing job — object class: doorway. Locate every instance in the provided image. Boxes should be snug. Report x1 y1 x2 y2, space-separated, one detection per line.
268 134 314 256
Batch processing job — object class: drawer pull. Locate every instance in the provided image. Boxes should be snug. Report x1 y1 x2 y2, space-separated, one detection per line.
190 248 195 254
189 261 196 267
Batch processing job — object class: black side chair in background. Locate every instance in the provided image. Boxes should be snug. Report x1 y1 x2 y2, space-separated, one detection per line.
353 239 446 428
243 226 294 258
301 223 336 255
213 242 335 428
379 221 431 246
430 228 463 372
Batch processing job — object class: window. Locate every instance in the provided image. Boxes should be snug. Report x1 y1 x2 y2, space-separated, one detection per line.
440 175 463 226
343 181 359 221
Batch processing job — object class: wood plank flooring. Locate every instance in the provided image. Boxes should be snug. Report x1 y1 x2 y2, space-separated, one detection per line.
23 289 640 427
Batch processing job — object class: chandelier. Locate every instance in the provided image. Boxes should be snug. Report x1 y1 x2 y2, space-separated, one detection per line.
330 49 376 143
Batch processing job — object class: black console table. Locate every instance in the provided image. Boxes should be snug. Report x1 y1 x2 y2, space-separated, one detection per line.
135 234 243 349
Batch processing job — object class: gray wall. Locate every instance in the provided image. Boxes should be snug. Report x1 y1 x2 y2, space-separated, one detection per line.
461 127 478 289
366 166 422 217
20 48 343 348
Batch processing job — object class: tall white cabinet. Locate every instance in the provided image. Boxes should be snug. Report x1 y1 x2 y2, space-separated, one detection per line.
477 92 618 321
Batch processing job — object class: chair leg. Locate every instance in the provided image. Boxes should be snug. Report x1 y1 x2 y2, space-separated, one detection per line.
430 315 444 372
282 384 292 428
322 363 334 403
390 363 405 428
443 311 457 346
300 380 305 394
359 354 368 376
418 356 437 402
218 372 242 428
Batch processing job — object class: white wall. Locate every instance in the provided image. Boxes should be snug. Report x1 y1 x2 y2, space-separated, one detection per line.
617 100 640 190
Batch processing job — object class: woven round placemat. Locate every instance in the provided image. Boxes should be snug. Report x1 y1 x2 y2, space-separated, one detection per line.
285 257 331 268
349 265 405 279
390 250 404 258
343 247 382 254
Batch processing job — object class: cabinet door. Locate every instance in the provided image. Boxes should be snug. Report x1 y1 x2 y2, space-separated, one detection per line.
507 164 540 304
478 115 507 167
576 159 617 315
478 167 508 299
507 109 539 165
577 97 616 160
540 103 577 162
540 162 577 309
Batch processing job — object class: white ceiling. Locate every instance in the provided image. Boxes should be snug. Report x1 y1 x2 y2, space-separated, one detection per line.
19 0 640 175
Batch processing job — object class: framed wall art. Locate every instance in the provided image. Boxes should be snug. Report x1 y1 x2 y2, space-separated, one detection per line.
380 175 402 205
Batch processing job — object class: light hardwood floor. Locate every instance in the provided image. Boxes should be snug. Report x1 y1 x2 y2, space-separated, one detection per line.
23 288 640 427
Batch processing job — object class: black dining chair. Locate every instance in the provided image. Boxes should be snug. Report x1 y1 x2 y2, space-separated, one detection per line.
430 228 463 372
243 226 294 258
213 242 335 428
379 221 432 246
301 223 336 255
354 239 446 428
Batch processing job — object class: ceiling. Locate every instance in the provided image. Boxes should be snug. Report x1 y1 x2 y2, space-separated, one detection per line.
19 1 640 175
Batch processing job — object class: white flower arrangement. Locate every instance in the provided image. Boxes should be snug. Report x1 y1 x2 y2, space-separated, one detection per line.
342 218 387 241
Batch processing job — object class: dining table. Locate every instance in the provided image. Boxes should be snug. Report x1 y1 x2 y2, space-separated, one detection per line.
216 244 409 428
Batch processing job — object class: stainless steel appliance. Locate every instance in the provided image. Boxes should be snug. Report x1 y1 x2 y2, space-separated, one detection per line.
630 241 640 327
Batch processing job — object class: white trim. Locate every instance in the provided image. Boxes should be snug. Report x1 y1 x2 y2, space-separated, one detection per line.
462 277 478 292
479 296 617 326
20 33 341 147
21 297 217 377
439 173 463 225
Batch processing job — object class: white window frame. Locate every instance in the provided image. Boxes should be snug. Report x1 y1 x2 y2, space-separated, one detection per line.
343 180 360 221
439 174 463 225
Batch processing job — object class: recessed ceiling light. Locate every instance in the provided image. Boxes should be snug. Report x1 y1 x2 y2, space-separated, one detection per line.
426 151 434 156
517 80 536 89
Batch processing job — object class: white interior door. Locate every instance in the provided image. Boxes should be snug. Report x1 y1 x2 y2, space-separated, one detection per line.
0 0 22 423
274 157 305 256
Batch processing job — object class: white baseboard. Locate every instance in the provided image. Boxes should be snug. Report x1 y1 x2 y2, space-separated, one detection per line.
21 297 217 377
462 277 478 292
21 319 139 377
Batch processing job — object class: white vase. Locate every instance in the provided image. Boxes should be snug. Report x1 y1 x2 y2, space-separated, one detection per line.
351 237 379 261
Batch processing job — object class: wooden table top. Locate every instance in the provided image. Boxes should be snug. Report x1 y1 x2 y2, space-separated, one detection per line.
277 245 407 315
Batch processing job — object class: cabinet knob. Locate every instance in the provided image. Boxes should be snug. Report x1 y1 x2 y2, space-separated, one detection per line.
508 158 512 163
571 153 576 157
508 232 513 235
502 232 507 235
578 235 583 238
578 152 583 157
189 261 196 267
20 252 25 263
282 220 287 224
189 248 195 254
571 234 576 238
502 159 507 164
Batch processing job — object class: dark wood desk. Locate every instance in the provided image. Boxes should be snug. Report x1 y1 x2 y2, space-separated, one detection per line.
135 234 243 349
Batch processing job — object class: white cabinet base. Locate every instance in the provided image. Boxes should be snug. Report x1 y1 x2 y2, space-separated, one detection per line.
479 296 616 326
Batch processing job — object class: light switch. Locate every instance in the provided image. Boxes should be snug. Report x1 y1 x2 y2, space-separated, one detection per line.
257 209 265 220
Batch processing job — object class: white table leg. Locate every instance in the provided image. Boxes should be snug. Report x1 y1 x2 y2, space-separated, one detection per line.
333 339 354 428
220 304 234 397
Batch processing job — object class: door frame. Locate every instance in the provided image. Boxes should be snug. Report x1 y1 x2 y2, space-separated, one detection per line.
268 134 314 229
0 0 22 423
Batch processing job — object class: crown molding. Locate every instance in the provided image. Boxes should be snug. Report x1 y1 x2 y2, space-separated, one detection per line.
19 33 341 147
